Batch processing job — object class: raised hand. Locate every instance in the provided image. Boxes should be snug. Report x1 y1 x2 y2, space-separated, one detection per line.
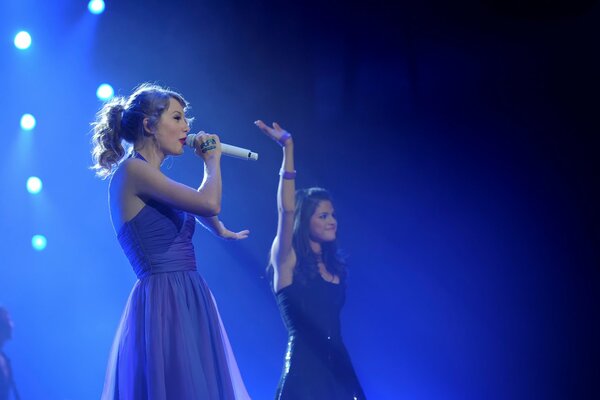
254 120 293 147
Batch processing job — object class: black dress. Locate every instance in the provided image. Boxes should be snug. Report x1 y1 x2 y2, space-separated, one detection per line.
275 275 366 399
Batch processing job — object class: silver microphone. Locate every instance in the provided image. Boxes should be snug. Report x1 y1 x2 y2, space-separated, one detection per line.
185 134 258 161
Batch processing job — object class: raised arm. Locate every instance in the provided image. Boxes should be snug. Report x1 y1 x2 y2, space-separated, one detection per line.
255 120 296 269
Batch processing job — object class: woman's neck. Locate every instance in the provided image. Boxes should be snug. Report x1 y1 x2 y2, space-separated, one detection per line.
309 240 322 256
134 141 164 168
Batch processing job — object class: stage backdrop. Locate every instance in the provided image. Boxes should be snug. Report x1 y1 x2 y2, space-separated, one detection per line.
0 0 598 398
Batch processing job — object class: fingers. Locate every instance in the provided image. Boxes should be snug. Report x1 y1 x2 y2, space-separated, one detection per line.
194 131 221 157
254 120 288 145
254 120 271 135
255 120 282 133
222 229 250 241
236 229 250 239
196 132 221 145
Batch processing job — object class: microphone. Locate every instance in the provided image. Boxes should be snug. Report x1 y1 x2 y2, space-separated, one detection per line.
185 134 258 161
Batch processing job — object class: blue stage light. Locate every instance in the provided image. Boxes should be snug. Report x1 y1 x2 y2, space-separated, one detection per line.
14 31 32 50
88 0 106 15
20 114 36 130
32 235 47 251
97 83 114 100
27 176 43 194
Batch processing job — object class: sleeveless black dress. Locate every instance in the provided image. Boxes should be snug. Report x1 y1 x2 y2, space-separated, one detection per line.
275 275 366 399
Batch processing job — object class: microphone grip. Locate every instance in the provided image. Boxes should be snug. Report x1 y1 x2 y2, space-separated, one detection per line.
185 134 258 161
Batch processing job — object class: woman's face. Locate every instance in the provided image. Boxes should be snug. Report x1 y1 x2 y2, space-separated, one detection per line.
309 200 337 243
154 97 190 156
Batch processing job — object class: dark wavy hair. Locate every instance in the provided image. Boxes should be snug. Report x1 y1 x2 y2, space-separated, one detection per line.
269 187 346 285
90 83 191 179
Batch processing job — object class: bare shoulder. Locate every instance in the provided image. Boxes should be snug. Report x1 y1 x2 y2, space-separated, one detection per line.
111 156 217 217
109 158 157 203
110 159 139 191
109 159 148 229
119 157 152 178
117 158 163 191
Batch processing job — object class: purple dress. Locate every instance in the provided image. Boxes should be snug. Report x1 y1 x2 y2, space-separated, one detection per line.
101 199 250 399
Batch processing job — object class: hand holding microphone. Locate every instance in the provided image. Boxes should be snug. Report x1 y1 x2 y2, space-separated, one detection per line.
186 132 258 161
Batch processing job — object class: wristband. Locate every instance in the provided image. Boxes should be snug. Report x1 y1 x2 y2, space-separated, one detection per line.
278 132 292 147
279 169 296 180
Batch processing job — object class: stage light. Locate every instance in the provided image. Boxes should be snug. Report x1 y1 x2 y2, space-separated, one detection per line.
31 235 47 251
14 31 32 50
88 0 105 15
20 114 36 130
97 83 114 100
26 177 43 194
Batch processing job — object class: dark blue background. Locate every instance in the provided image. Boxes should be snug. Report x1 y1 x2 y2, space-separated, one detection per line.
0 0 598 398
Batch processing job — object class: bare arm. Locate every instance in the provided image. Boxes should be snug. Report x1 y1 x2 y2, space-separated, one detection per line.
255 121 296 268
193 132 222 214
196 215 250 240
125 133 222 216
197 157 222 215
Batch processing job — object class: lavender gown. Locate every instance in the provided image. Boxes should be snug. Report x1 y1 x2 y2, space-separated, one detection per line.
101 199 250 399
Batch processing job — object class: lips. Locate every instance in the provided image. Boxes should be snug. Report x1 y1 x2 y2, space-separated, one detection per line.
179 138 186 145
